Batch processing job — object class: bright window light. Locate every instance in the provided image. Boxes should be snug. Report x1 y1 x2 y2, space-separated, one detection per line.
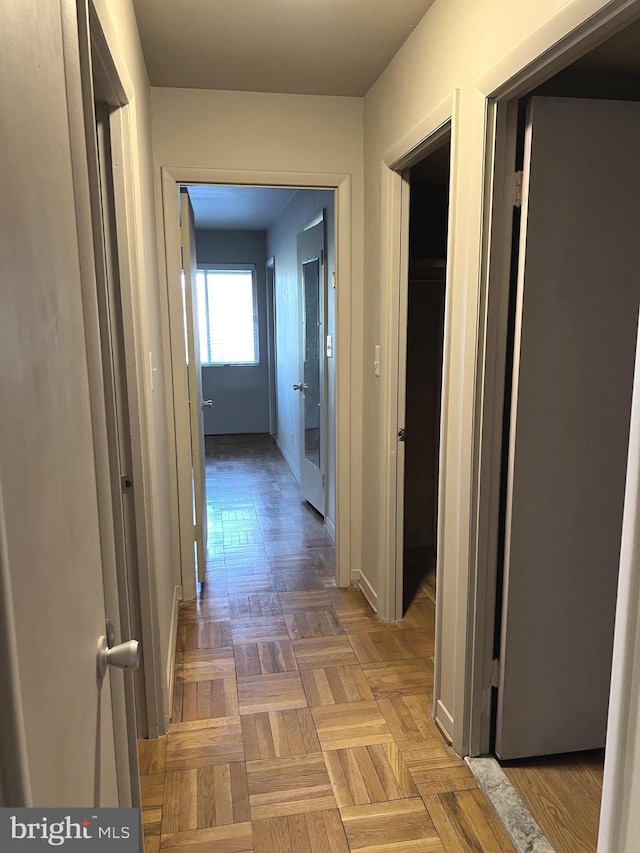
196 267 259 365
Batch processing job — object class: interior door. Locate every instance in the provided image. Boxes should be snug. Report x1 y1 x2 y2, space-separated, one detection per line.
296 219 326 514
180 190 207 584
0 0 122 805
496 97 640 760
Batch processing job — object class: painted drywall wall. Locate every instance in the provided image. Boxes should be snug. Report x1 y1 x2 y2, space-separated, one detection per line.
266 190 336 529
195 230 269 435
150 86 364 570
92 0 180 731
361 0 615 744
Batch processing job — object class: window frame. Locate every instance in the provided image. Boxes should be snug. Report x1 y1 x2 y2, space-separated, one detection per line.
196 263 260 367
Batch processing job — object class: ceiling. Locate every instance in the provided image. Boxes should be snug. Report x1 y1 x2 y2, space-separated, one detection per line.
186 185 297 230
132 0 435 97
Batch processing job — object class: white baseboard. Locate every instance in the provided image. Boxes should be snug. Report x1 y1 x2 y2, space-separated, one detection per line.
325 515 336 543
166 585 181 729
354 568 378 613
277 440 300 483
435 699 454 745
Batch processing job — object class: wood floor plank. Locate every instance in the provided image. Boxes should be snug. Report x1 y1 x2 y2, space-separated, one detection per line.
165 717 244 770
241 709 321 759
423 794 468 853
285 610 344 639
274 571 324 592
292 636 358 669
311 701 393 751
139 737 167 775
237 671 307 714
300 664 374 706
438 790 516 852
231 616 290 645
159 822 254 852
378 694 439 744
142 808 162 838
230 593 283 618
502 753 603 853
393 627 435 659
253 809 350 853
361 659 432 698
324 743 417 806
233 640 300 676
246 754 337 819
278 590 332 612
340 798 444 852
141 773 165 809
144 835 160 853
196 620 233 649
176 648 236 682
349 630 418 664
162 770 198 833
176 678 239 721
401 742 476 796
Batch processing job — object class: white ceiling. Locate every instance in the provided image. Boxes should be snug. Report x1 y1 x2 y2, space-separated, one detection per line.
186 185 297 230
132 0 435 97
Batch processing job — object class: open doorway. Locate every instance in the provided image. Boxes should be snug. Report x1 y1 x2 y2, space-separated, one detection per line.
484 20 640 852
402 143 450 611
177 184 337 582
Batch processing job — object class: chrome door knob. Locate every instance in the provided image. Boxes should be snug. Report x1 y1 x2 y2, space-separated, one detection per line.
97 635 140 678
202 400 213 408
293 383 308 391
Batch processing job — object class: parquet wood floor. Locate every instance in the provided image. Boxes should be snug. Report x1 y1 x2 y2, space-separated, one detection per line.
139 434 515 852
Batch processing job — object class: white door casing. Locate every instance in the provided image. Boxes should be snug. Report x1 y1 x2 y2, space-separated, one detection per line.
496 96 640 760
180 190 207 585
297 219 326 515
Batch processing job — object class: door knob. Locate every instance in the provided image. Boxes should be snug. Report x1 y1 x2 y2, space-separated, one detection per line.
97 632 140 678
293 383 308 391
202 399 213 408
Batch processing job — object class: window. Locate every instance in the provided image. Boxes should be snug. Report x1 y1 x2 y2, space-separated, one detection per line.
196 266 259 365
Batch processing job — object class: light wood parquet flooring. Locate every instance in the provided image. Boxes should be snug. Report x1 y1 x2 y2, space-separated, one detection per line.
139 434 515 852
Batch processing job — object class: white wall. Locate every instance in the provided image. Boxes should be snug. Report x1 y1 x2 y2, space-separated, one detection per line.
195 230 269 435
92 0 180 731
150 86 364 572
266 190 336 526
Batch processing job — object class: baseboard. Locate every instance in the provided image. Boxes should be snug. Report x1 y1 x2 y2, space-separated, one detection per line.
277 440 301 483
325 515 336 543
434 699 454 745
355 568 378 613
166 585 182 728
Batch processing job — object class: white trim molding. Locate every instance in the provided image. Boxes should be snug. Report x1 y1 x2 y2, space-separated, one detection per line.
158 166 355 598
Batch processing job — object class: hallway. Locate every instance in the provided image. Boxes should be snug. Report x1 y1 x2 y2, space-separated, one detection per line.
139 435 515 852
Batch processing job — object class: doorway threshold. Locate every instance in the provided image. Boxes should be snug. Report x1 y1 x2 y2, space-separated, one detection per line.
466 756 554 852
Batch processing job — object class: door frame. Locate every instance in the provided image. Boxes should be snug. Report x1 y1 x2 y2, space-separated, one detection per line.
266 256 278 441
377 92 458 747
467 0 640 844
160 167 353 600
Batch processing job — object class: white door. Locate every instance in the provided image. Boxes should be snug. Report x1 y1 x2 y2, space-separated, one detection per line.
0 0 125 805
496 97 640 760
296 219 326 514
180 191 207 584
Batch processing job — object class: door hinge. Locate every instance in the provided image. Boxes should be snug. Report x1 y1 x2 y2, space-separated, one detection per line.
322 473 325 487
120 475 133 493
490 658 501 688
397 428 406 442
507 170 524 208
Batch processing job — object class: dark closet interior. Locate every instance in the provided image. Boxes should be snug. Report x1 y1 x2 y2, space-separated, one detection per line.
402 142 450 610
